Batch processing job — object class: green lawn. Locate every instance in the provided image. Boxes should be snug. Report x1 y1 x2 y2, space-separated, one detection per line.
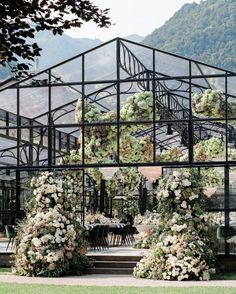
0 284 236 294
0 267 11 273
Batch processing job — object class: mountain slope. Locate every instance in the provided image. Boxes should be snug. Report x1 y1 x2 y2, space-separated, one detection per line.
143 0 236 71
32 31 102 70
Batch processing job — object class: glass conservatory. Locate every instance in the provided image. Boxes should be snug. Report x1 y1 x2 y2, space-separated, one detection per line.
1 37 236 257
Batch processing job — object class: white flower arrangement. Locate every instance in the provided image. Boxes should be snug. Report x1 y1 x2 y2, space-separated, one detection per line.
73 91 159 164
156 147 183 162
120 135 153 163
134 170 216 281
13 171 90 277
120 91 155 123
85 212 109 224
194 137 224 161
134 211 160 226
192 89 226 118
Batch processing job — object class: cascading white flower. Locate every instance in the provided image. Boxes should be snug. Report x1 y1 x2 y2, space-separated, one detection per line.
134 170 216 281
13 171 90 277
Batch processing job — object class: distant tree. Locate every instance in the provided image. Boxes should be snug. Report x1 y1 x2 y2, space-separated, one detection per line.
0 0 111 76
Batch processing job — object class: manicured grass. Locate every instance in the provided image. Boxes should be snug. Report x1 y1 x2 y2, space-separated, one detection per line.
0 284 236 294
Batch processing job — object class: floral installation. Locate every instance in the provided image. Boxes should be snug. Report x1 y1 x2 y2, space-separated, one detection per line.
13 171 91 277
133 232 157 249
134 170 216 281
134 211 161 226
121 168 142 217
120 91 155 123
120 135 153 163
85 211 120 225
85 211 110 224
192 89 236 119
75 99 117 162
192 89 226 118
156 147 184 162
133 211 161 249
74 91 158 163
200 168 223 187
194 137 224 161
61 149 82 165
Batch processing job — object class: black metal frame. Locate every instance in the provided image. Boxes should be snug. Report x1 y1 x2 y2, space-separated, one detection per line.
0 37 236 255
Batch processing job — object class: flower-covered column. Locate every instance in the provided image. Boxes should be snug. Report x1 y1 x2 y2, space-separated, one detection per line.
134 170 216 281
13 171 90 277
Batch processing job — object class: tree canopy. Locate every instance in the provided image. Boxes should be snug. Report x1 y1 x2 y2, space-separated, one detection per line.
0 0 111 75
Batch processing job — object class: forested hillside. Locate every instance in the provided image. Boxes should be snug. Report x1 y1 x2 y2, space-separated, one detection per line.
143 0 236 71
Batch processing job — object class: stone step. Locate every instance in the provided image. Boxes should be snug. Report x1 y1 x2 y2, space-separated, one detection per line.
84 267 134 275
94 261 137 268
86 255 142 262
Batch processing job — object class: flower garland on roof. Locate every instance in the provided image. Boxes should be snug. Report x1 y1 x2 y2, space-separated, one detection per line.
74 91 157 163
134 170 216 281
192 89 226 118
156 147 183 162
192 89 236 119
120 135 153 163
120 91 155 122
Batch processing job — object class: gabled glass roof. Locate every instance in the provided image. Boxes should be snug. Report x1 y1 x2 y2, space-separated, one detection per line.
0 37 235 168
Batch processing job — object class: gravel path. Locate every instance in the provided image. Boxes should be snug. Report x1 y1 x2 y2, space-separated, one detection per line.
0 274 236 287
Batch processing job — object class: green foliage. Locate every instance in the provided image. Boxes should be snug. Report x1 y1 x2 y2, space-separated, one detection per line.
143 0 236 71
0 1 111 76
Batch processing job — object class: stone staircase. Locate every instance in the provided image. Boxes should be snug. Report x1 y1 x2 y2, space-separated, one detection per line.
85 254 142 275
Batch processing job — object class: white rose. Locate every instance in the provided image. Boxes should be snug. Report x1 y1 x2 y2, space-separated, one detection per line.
163 190 169 198
182 179 191 187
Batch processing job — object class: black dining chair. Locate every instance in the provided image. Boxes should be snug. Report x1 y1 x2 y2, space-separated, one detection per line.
120 224 130 246
112 224 130 246
103 225 110 250
88 225 100 251
5 225 16 251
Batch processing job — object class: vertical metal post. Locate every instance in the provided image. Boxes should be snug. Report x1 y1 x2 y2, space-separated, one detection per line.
29 120 33 165
81 55 85 166
116 39 120 164
48 70 52 168
225 75 228 162
81 55 86 224
225 165 230 255
100 179 105 213
152 50 156 163
188 61 193 163
225 75 229 256
82 169 85 225
16 85 21 220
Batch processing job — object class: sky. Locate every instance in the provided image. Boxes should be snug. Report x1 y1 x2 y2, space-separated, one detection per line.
66 0 202 41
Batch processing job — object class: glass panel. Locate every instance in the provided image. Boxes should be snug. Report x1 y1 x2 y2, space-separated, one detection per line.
52 126 79 166
19 87 49 123
51 56 82 83
155 121 189 163
193 121 226 162
51 85 81 125
120 123 153 164
191 77 226 120
0 89 17 114
84 83 117 122
85 42 116 81
155 51 189 76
